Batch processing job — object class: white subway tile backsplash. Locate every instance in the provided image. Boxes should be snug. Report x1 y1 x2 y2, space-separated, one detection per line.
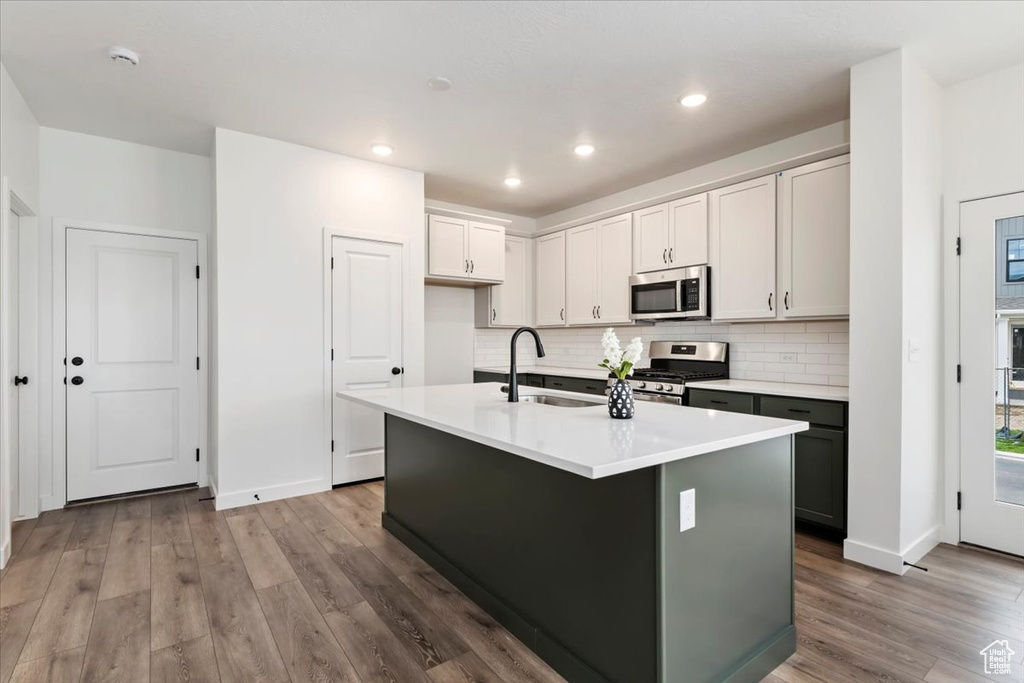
475 319 850 387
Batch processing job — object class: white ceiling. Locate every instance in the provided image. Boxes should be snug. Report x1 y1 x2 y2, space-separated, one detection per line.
1 1 1022 217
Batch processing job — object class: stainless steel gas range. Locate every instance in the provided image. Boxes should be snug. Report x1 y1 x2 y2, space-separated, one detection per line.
606 341 729 405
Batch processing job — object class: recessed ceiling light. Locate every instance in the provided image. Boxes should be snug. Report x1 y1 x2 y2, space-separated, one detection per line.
679 93 708 107
504 177 522 187
108 46 140 66
428 76 453 91
371 144 394 156
574 144 596 157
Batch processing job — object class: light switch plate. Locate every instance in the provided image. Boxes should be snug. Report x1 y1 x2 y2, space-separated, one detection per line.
679 489 695 532
780 353 798 363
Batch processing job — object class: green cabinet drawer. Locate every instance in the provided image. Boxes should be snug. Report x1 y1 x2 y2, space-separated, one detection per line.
474 371 508 384
759 396 845 428
543 375 608 396
794 427 846 530
687 389 755 414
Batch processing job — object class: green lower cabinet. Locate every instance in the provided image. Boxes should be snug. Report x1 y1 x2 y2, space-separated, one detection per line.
544 375 608 396
793 427 846 530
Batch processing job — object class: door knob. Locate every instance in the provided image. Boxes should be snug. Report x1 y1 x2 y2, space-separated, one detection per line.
71 356 84 366
71 376 84 385
14 376 28 386
391 367 402 375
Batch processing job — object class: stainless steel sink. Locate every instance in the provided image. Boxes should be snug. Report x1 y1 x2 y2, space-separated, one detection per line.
518 393 602 408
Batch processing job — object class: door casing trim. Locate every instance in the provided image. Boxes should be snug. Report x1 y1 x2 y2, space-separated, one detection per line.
52 219 209 510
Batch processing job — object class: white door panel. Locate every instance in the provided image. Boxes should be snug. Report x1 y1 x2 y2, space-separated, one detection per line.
566 223 598 325
66 229 199 501
492 237 528 326
668 194 708 267
535 233 566 326
598 214 633 323
633 204 670 273
960 193 1024 555
468 222 504 281
427 215 467 278
332 237 403 485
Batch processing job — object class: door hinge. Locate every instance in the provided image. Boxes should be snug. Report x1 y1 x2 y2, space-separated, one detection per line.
955 237 961 256
196 448 200 462
331 257 334 269
196 356 201 370
331 439 334 453
331 349 334 361
956 364 961 383
956 491 961 510
196 265 201 279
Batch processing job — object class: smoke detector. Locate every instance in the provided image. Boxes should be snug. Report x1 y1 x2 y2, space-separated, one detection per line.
108 46 140 66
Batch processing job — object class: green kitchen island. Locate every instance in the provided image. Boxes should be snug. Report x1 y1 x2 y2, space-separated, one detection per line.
339 382 808 683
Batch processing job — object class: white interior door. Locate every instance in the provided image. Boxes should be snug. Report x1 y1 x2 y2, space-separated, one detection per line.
6 210 20 518
961 192 1024 555
66 229 200 502
332 236 403 485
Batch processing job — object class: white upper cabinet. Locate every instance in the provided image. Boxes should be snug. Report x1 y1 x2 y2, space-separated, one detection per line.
633 194 708 273
535 231 567 326
633 204 671 273
779 155 850 318
468 222 505 281
427 215 468 278
476 235 531 327
426 214 504 283
565 213 633 325
709 174 777 320
597 213 634 323
668 194 708 267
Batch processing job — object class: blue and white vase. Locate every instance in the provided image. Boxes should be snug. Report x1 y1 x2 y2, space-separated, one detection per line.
608 379 635 419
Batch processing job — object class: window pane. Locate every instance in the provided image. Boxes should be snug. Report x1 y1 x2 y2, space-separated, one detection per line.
1010 239 1024 261
1009 261 1024 282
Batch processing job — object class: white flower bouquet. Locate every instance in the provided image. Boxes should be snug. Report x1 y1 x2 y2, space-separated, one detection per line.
599 328 643 380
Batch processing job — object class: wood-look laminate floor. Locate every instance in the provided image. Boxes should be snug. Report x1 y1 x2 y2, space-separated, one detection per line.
1 482 1021 683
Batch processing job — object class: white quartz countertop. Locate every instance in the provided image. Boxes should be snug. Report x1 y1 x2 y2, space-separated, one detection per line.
474 365 611 381
338 383 808 479
688 379 849 402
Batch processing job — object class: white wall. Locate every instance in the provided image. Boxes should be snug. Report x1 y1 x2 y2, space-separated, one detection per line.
942 63 1024 542
898 57 944 563
36 129 211 512
0 63 40 567
537 122 849 232
213 128 424 507
846 50 945 574
424 285 476 385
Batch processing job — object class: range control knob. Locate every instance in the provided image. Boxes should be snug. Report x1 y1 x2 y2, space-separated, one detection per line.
638 381 646 389
656 383 665 391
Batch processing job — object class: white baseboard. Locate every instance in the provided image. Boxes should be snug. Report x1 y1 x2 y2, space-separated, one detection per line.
843 538 908 575
213 477 328 511
0 538 10 568
900 524 943 567
38 494 56 514
844 524 943 575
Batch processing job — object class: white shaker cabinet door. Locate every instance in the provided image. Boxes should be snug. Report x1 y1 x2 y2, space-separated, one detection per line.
597 213 634 323
709 174 777 320
632 203 670 273
779 155 850 318
492 236 529 326
427 215 468 278
468 221 505 281
566 223 600 325
535 232 567 326
668 193 708 267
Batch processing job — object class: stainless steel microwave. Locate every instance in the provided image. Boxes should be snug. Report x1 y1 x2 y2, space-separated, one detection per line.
628 265 709 321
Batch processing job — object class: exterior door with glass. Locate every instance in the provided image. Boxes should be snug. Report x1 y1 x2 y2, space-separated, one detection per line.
961 192 1024 555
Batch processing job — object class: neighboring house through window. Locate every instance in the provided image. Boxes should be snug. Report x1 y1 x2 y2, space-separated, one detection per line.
1008 238 1024 282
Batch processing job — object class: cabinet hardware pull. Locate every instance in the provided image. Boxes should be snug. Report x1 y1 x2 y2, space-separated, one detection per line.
560 307 564 321
768 292 773 311
784 292 789 310
592 305 597 319
787 408 811 414
597 305 601 318
470 260 474 273
465 259 469 273
663 248 667 263
668 248 673 262
710 399 726 405
492 308 496 322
